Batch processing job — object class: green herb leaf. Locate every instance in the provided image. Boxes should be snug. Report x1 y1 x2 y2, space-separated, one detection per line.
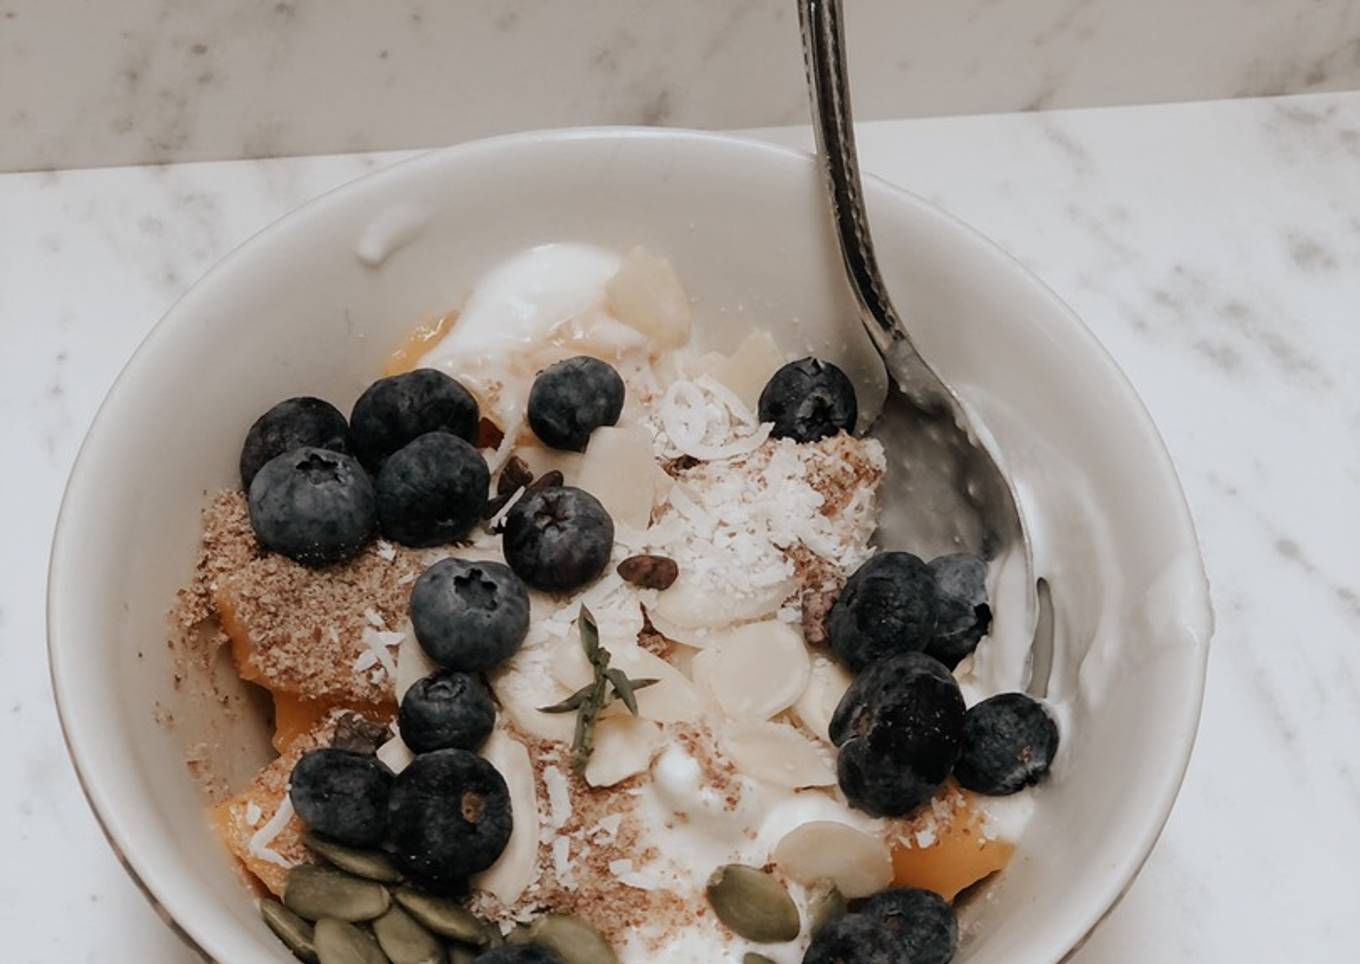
536 683 596 715
578 606 601 662
606 669 641 715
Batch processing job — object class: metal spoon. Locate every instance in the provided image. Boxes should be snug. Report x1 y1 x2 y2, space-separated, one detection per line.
798 0 1037 628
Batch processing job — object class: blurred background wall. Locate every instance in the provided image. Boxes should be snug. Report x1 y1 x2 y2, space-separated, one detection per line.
2 0 1358 172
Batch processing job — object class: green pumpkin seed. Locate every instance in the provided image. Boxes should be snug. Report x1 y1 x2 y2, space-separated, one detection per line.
744 955 777 964
505 922 534 945
806 878 847 935
372 905 446 964
284 865 391 922
447 946 477 964
524 914 619 964
261 899 318 963
304 833 404 883
313 918 389 964
392 889 488 945
479 920 507 948
705 865 800 943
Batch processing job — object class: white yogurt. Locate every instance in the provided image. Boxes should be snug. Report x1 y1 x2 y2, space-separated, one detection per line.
420 243 646 425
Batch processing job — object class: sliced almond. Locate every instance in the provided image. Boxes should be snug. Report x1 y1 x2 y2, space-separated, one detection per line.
394 629 438 704
711 329 786 412
791 656 854 744
772 821 894 898
492 648 579 743
472 728 539 904
605 246 692 349
691 621 810 720
514 445 584 487
575 426 657 529
719 720 837 789
652 572 795 633
585 716 665 787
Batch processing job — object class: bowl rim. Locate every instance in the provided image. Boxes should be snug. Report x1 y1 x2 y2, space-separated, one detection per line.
47 124 1212 964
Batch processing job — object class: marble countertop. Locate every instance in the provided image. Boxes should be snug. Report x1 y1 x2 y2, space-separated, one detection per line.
3 91 1358 961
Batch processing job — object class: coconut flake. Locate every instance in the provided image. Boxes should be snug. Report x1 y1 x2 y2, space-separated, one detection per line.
244 802 263 827
551 836 575 889
543 765 573 829
361 625 405 680
249 796 296 869
487 485 527 531
487 417 523 475
375 540 397 562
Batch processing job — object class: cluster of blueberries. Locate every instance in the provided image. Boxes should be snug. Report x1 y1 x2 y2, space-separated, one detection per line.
240 351 1053 963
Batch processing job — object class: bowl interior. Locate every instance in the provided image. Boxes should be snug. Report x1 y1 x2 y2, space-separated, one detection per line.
50 129 1211 964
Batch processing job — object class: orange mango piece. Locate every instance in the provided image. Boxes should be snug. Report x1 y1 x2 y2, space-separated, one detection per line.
890 797 1015 901
269 692 393 754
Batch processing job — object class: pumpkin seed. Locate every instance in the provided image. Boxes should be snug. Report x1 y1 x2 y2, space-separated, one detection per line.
372 905 446 964
524 914 619 964
705 864 800 943
505 922 535 944
806 878 846 935
284 865 391 922
261 899 318 963
744 955 777 964
392 889 488 945
304 833 404 883
313 918 389 964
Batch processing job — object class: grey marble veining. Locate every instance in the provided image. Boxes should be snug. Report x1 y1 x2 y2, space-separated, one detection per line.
3 91 1359 960
2 0 1360 172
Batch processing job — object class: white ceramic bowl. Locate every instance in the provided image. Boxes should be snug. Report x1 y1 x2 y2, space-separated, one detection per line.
49 128 1212 963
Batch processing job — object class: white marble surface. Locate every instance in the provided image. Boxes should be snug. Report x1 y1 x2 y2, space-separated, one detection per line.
4 0 1360 171
3 91 1359 960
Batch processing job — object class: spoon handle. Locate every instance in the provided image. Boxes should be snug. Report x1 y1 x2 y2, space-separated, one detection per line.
798 0 906 357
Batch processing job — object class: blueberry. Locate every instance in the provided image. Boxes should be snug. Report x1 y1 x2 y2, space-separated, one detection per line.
827 553 939 672
289 748 392 847
830 652 965 817
350 369 480 470
503 486 614 592
410 559 530 672
476 948 564 964
239 396 350 489
399 670 496 753
376 432 490 547
925 553 992 669
527 356 626 452
248 447 377 566
387 748 512 890
862 888 958 964
802 913 901 964
954 692 1059 796
758 357 858 443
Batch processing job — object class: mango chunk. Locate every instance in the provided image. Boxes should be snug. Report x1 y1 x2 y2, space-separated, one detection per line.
889 795 1015 901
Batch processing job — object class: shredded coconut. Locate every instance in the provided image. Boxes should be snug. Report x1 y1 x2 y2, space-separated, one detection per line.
244 802 263 827
362 625 405 680
488 485 527 531
543 765 573 829
487 416 524 475
644 435 885 601
652 378 773 461
551 835 575 889
249 796 296 869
